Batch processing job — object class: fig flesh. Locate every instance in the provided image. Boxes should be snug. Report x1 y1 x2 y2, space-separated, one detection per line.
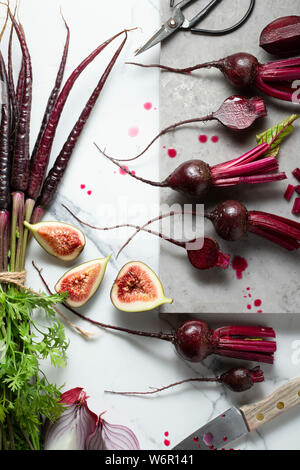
24 221 85 261
55 256 111 307
111 261 173 312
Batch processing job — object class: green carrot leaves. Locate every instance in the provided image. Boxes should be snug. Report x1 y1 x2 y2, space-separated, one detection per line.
256 114 299 158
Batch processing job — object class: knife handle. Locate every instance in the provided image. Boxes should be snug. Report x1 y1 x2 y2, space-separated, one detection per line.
240 377 300 432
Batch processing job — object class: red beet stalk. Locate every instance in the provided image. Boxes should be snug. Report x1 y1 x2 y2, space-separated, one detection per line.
284 184 295 201
293 168 300 182
105 366 265 396
292 198 300 215
127 53 300 103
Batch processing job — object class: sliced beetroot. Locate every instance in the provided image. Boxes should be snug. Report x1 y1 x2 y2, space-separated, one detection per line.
296 186 300 195
260 16 300 57
284 184 295 201
292 198 300 215
24 221 85 261
55 256 111 307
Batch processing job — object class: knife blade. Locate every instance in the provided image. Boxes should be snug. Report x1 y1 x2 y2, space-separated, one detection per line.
173 376 300 450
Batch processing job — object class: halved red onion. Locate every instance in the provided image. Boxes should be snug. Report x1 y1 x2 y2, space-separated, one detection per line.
86 415 140 450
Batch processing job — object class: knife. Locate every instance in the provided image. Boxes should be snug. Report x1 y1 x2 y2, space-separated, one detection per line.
173 377 300 450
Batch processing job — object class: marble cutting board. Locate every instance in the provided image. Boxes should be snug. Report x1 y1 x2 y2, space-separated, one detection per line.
159 0 300 314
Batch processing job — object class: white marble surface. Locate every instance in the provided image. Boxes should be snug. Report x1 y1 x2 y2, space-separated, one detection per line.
7 0 300 451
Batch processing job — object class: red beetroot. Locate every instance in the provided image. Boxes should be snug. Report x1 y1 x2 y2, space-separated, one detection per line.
292 198 300 215
105 366 265 396
260 16 300 57
206 200 300 250
34 263 281 367
284 184 295 201
62 205 230 270
293 168 300 182
100 96 268 163
127 52 300 103
96 142 286 199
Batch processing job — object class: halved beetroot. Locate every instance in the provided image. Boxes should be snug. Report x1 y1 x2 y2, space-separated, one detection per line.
111 261 173 312
24 221 85 261
55 256 111 307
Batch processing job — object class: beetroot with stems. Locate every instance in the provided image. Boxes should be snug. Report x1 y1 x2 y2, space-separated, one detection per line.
127 52 300 103
34 264 281 367
96 141 286 199
206 200 300 251
105 366 265 396
99 96 268 163
62 204 230 270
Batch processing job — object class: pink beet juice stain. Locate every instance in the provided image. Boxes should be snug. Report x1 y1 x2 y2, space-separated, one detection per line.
168 148 177 158
247 304 252 310
203 432 214 447
254 299 262 307
163 432 170 447
144 102 152 110
199 134 208 143
87 190 92 196
128 126 139 138
232 256 248 280
80 184 86 189
211 135 219 143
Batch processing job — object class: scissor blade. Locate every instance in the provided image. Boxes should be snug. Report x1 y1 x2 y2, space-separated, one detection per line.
135 11 184 56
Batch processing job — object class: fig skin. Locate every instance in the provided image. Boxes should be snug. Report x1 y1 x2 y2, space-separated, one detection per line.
260 16 300 57
174 320 214 362
163 160 212 198
208 200 249 242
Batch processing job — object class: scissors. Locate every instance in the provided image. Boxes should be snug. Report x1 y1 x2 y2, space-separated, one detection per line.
135 0 255 55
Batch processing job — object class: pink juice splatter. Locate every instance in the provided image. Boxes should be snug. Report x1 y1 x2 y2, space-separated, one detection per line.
199 135 208 143
128 126 139 138
211 136 219 143
144 102 152 110
254 299 262 307
232 256 248 280
168 148 177 158
163 431 170 447
80 184 86 189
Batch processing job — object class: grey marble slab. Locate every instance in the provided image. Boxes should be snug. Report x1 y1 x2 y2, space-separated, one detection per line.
159 0 300 314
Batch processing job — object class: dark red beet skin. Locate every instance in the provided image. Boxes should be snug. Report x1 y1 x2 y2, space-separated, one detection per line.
220 53 259 89
220 367 263 392
260 16 300 57
175 320 213 362
208 200 249 242
164 160 212 198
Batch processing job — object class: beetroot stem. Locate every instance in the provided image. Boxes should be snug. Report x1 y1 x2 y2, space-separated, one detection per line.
103 115 214 163
105 377 217 396
32 261 174 343
126 60 222 74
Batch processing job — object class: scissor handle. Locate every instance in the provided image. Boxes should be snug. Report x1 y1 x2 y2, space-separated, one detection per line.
190 0 256 35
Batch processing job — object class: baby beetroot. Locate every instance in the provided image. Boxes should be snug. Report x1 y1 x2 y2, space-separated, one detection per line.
206 200 300 250
128 52 300 103
33 265 281 367
105 366 265 396
97 141 286 199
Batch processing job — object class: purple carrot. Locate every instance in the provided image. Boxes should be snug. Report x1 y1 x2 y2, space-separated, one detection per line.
33 261 278 366
35 32 128 213
27 29 129 205
101 96 267 163
30 14 70 167
7 8 18 126
105 367 265 396
0 51 11 272
127 54 300 103
16 59 24 113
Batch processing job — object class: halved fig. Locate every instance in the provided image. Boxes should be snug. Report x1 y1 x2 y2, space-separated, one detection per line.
111 261 173 312
24 221 85 261
55 256 111 307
